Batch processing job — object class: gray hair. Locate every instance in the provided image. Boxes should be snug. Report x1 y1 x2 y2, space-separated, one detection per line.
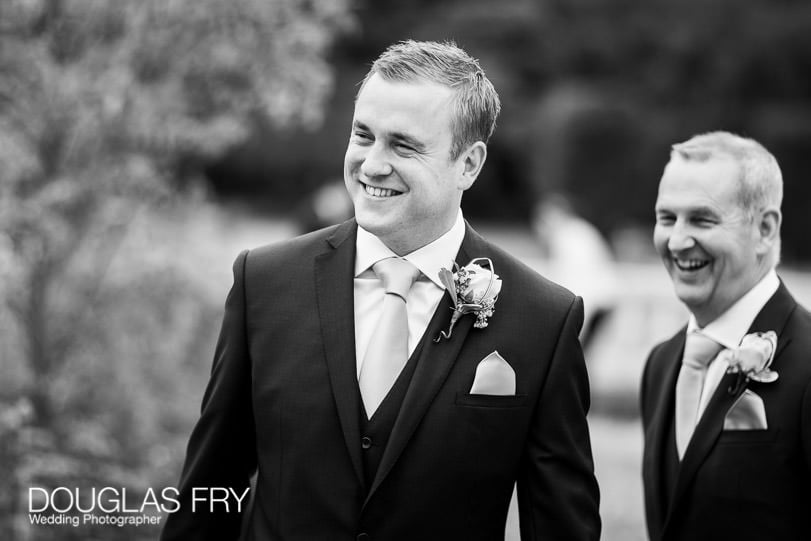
671 131 783 216
358 40 501 160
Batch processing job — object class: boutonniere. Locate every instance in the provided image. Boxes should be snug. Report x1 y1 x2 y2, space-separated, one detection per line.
435 257 502 342
723 331 778 395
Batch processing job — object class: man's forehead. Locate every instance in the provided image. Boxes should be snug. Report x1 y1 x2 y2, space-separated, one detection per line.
654 195 721 215
352 78 454 142
655 177 745 218
355 73 455 109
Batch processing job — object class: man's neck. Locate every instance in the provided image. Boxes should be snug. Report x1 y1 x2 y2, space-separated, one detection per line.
689 269 779 349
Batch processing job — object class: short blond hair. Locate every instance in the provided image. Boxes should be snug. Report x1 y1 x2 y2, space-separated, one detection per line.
359 40 501 160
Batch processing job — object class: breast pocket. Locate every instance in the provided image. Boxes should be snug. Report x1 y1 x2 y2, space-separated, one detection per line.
455 393 528 408
717 428 780 445
707 428 784 506
452 393 529 477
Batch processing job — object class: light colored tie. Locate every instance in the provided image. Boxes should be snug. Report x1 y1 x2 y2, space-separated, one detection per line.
359 257 420 418
675 331 723 459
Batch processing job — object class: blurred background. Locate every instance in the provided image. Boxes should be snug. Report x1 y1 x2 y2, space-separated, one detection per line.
1 0 810 539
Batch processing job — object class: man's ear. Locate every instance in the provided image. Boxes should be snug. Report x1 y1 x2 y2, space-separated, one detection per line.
457 141 487 191
755 207 781 255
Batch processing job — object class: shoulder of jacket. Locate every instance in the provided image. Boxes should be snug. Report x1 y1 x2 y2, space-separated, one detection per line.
244 222 345 265
483 241 577 312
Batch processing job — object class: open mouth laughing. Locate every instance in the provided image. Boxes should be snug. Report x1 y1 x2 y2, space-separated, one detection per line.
673 258 710 272
361 181 403 198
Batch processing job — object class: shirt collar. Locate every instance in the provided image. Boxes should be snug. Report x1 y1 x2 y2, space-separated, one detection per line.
687 269 780 349
354 210 466 289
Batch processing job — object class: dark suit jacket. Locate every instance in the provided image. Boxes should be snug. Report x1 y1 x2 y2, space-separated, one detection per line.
161 219 600 541
641 281 811 541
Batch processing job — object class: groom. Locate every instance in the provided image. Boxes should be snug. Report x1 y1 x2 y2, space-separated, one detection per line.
161 40 600 541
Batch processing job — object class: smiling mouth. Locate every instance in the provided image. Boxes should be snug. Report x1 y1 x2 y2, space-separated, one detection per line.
361 181 403 198
673 258 710 272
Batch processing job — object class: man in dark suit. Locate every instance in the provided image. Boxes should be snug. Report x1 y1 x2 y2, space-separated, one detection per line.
641 131 811 540
161 40 600 541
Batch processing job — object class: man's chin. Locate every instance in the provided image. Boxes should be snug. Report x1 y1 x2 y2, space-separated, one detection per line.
672 282 709 310
356 215 401 241
355 214 391 235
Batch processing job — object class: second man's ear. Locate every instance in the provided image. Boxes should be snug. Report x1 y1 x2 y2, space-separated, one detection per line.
458 141 488 191
756 207 781 253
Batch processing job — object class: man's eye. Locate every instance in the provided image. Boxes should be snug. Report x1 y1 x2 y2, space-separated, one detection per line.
353 131 372 142
656 215 675 225
394 142 416 153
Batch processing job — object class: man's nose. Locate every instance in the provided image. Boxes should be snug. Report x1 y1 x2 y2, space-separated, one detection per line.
360 144 393 178
667 222 696 252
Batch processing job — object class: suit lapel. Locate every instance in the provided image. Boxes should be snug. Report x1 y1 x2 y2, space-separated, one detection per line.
664 280 797 530
314 220 365 487
643 332 685 531
364 225 482 506
745 280 795 358
666 370 745 528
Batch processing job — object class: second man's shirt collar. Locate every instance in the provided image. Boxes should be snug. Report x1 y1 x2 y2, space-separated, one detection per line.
687 269 780 349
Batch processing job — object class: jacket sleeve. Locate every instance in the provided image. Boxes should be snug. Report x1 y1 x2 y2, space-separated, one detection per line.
161 250 257 541
516 296 601 540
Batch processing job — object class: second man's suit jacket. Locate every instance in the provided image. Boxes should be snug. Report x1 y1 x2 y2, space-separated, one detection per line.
161 219 601 541
641 281 811 541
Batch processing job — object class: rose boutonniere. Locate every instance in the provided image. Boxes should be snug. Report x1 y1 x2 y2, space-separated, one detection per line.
723 330 778 394
435 257 502 342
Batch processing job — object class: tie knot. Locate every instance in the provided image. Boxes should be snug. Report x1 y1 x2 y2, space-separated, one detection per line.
373 257 420 300
682 331 723 369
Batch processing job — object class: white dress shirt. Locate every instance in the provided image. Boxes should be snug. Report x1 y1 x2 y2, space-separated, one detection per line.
353 211 466 378
687 269 779 419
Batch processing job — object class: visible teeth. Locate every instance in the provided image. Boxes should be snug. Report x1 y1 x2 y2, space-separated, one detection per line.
676 259 708 270
364 183 399 197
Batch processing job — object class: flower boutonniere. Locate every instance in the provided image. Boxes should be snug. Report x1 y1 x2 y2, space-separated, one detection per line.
435 257 502 342
723 330 778 394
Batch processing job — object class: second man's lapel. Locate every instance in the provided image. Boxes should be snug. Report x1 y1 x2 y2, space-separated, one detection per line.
643 334 684 532
666 281 797 527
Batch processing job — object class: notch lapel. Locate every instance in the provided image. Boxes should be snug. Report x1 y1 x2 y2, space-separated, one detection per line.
665 370 745 529
664 280 797 531
746 280 795 358
314 220 365 487
364 227 481 506
643 333 685 531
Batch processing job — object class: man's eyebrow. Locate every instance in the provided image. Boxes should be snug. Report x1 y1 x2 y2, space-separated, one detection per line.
654 204 719 216
352 120 427 151
688 205 721 217
352 120 370 131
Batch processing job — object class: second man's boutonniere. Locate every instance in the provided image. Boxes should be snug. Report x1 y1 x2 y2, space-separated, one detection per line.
723 330 778 394
435 257 502 342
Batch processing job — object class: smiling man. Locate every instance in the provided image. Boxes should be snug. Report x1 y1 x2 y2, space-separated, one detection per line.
161 40 600 540
641 131 811 541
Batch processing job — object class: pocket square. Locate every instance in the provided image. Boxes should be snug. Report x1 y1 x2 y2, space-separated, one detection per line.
469 351 516 396
724 389 768 430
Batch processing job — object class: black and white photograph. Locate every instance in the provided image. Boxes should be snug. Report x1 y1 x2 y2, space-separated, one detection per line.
2 1 811 540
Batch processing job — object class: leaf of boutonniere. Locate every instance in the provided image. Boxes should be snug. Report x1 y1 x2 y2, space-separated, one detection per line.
438 267 457 307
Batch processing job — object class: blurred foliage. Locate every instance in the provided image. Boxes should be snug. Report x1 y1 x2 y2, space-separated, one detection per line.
0 0 352 538
211 0 811 261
